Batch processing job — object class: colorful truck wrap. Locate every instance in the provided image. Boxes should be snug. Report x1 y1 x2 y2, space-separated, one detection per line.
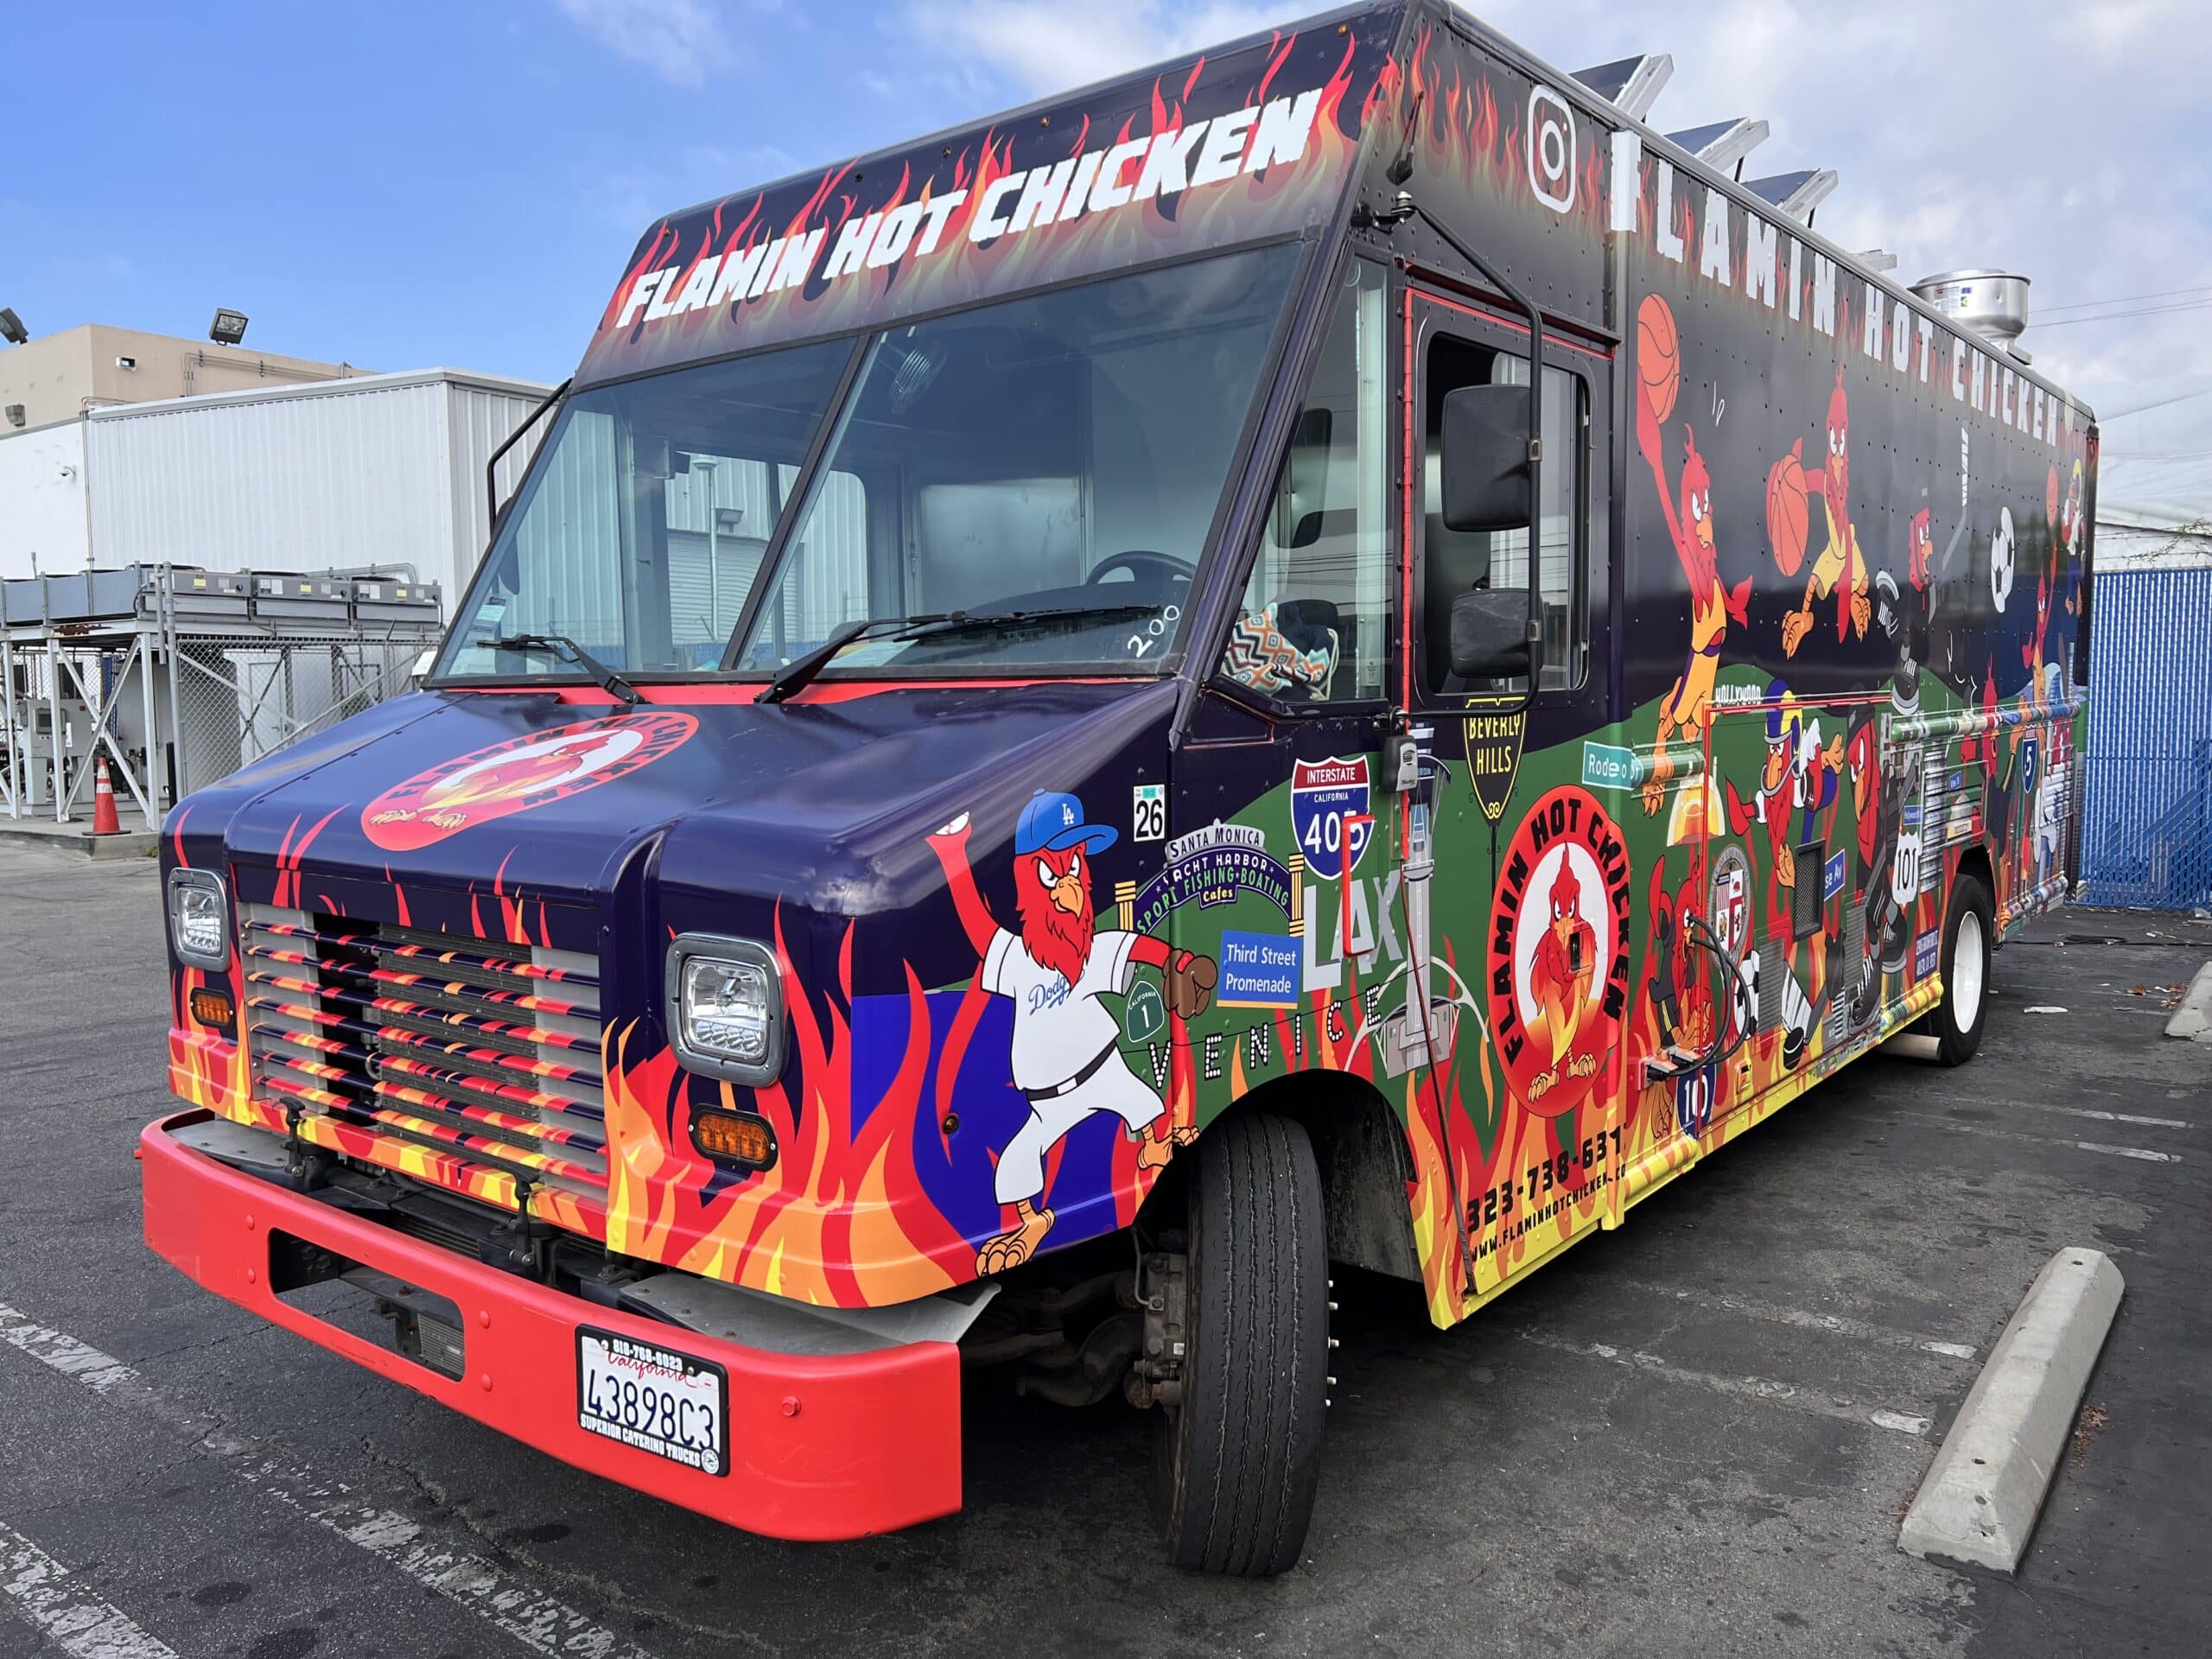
145 0 2091 1573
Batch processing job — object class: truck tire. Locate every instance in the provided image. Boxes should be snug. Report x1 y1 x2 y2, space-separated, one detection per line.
1933 868 1993 1066
1154 1111 1327 1576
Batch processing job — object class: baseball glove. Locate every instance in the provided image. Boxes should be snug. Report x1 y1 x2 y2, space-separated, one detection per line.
1168 950 1217 1020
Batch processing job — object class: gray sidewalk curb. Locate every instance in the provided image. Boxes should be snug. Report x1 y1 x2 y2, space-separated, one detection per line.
2165 962 2212 1042
1899 1248 2124 1573
0 823 159 859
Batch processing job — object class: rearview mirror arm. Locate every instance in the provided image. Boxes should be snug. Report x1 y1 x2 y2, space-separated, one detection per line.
1390 190 1546 712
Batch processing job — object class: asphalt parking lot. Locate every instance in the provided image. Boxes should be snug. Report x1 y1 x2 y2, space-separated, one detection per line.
1 839 2205 1659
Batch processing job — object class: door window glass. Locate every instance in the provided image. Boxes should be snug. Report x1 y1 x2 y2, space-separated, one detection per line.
1421 334 1586 693
1220 260 1391 703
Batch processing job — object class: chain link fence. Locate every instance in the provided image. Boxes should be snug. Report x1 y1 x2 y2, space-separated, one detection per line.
168 632 427 798
2078 564 2212 912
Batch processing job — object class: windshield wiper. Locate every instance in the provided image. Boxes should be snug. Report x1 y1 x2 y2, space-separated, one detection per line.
756 613 958 704
754 603 1164 705
486 632 642 705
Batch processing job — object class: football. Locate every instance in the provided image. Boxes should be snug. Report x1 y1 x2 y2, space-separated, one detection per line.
1990 505 2017 612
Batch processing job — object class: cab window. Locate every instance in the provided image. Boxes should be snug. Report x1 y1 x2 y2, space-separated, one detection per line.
1219 260 1391 704
1421 334 1587 694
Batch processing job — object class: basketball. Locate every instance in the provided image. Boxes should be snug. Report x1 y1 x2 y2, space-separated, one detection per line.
1637 294 1680 423
1766 450 1810 576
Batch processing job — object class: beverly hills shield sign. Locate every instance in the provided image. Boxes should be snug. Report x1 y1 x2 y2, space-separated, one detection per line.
1290 757 1372 880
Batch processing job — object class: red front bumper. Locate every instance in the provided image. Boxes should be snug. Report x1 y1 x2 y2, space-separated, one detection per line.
140 1110 963 1541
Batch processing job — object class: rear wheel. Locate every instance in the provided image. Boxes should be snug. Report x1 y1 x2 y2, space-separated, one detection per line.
1154 1112 1327 1576
1933 868 1993 1066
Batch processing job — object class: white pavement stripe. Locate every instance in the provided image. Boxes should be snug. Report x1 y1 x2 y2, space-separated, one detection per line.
1516 1330 1933 1436
0 1305 658 1659
2018 1103 2194 1130
0 1517 182 1659
1614 1279 1979 1362
1892 1113 2184 1164
1935 1092 2193 1131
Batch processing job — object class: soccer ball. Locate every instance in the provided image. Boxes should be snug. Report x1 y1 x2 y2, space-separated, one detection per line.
1989 506 2016 613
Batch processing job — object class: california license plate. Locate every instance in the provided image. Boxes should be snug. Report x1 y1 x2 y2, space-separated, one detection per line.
575 1328 728 1477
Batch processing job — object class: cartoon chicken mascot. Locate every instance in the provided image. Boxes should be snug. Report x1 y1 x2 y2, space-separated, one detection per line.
1775 366 1873 655
927 791 1216 1274
1526 855 1599 1101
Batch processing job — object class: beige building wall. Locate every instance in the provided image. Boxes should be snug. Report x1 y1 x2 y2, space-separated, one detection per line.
0 324 365 433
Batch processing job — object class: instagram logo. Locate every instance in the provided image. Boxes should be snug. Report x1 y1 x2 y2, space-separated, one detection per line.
1527 85 1577 213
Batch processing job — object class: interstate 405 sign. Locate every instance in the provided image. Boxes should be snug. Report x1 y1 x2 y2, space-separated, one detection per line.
1291 756 1373 880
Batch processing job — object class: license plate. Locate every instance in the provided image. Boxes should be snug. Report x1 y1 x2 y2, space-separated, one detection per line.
575 1327 728 1477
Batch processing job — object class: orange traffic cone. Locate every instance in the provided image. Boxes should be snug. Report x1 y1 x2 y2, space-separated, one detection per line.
92 755 124 836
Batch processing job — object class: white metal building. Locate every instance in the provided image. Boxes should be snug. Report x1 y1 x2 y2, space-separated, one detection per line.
0 366 554 592
80 367 554 594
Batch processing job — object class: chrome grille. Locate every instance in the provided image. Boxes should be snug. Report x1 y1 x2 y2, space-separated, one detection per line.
241 904 607 1198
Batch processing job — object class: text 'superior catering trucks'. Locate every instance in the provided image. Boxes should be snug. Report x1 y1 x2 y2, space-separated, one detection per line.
143 0 2094 1573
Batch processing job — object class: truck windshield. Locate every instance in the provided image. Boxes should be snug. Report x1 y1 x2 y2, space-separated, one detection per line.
438 241 1302 684
736 241 1300 677
440 337 854 678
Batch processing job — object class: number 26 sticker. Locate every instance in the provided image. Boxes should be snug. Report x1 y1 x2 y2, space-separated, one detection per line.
1133 783 1166 842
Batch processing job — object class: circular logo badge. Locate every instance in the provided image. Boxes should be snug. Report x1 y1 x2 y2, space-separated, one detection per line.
1707 842 1751 964
362 711 698 851
1486 786 1632 1119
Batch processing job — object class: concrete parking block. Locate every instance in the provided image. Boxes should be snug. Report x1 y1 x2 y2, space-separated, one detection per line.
2165 961 2212 1042
1898 1247 2125 1573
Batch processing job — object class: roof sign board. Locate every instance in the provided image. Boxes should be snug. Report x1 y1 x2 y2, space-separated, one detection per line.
575 8 1402 388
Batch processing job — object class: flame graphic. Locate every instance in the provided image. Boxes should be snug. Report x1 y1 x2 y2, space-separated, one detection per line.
602 912 971 1306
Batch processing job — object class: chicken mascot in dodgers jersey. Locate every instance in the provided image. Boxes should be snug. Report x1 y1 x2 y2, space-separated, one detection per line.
928 790 1216 1274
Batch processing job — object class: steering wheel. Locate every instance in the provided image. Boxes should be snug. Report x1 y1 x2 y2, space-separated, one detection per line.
1086 550 1196 588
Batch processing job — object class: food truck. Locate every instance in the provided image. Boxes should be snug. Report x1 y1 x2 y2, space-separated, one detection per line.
143 0 2094 1575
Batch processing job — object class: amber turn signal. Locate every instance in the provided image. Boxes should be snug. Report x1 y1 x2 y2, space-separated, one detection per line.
189 987 236 1030
691 1109 777 1167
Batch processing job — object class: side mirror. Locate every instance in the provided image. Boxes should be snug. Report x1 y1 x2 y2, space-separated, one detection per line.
1440 384 1532 531
1450 588 1541 682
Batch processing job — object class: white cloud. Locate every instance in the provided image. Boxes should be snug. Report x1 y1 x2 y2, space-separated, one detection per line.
552 0 734 88
899 0 2212 393
1469 0 2212 394
904 2 1281 96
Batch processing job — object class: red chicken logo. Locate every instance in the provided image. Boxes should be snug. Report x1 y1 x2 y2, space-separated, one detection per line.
1486 785 1630 1121
362 712 696 851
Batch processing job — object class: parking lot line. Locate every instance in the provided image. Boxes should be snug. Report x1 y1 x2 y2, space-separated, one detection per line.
1515 1330 1934 1436
1889 1113 2185 1164
0 1302 660 1659
1 1516 184 1659
1611 1279 1980 1360
1924 1091 2193 1131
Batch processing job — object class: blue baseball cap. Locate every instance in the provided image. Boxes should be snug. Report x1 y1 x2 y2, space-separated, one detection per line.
1015 789 1119 857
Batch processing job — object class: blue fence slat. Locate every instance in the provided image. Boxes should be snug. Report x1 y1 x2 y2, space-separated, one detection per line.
2080 566 2212 911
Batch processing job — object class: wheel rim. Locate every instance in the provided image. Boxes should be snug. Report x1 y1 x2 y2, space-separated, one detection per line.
1953 909 1986 1032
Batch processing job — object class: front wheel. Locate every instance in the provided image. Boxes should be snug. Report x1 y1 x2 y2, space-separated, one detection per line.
1932 868 1993 1066
1154 1112 1327 1576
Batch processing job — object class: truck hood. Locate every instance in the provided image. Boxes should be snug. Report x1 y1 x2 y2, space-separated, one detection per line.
180 680 1175 918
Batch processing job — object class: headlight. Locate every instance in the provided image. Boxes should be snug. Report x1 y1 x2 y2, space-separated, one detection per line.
167 868 232 970
666 934 784 1085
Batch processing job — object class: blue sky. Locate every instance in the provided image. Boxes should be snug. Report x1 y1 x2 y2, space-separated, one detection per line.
4 0 2208 417
0 1 1021 383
